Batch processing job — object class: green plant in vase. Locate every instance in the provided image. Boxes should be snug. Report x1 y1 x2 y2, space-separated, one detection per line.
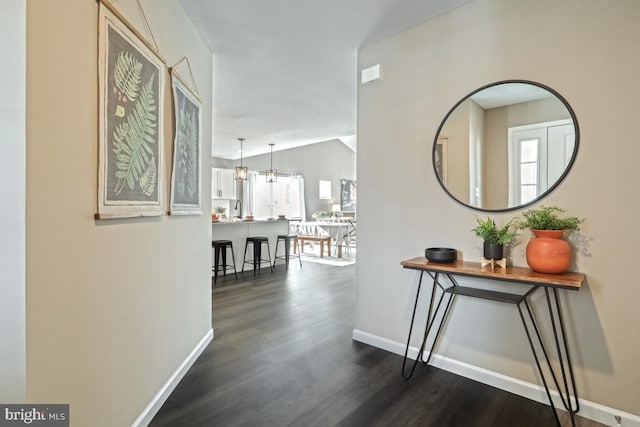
214 206 227 218
472 216 518 261
515 206 585 274
312 210 332 221
515 205 583 232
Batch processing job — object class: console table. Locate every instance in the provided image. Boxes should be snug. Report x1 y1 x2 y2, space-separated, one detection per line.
400 257 585 427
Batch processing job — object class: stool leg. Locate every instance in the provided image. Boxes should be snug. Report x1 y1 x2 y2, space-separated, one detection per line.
273 238 280 268
242 241 249 273
320 241 324 258
229 244 238 279
284 237 290 270
266 241 273 272
222 246 227 278
295 238 302 267
214 244 221 283
253 242 260 275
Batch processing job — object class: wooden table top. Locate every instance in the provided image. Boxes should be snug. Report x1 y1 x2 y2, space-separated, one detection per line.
401 257 584 290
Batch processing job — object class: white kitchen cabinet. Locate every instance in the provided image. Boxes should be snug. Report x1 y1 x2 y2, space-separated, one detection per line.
212 168 236 199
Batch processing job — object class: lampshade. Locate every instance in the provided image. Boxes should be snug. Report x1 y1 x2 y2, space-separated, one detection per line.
235 137 247 181
331 204 341 213
265 143 277 182
235 165 247 180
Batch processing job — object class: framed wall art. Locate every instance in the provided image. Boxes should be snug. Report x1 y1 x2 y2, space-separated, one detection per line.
340 179 357 212
97 1 165 219
169 72 202 215
435 136 448 186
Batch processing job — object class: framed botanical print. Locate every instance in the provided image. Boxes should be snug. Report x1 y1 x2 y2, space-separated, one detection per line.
97 1 165 219
169 73 202 215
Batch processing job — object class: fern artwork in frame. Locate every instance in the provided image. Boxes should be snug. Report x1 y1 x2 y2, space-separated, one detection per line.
97 2 165 219
169 73 202 215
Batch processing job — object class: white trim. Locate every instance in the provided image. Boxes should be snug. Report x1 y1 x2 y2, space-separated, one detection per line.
132 328 214 427
352 329 640 427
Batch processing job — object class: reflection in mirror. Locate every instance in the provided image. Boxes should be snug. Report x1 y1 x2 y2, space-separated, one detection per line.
433 80 579 212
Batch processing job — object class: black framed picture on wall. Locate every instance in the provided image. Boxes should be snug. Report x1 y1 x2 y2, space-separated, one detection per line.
341 179 357 212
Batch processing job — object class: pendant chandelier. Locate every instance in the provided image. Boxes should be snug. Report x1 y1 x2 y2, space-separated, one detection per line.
235 137 247 180
265 143 277 183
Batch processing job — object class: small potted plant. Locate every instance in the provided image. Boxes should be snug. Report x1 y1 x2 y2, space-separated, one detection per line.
472 216 518 260
312 211 332 221
214 206 227 219
515 206 585 273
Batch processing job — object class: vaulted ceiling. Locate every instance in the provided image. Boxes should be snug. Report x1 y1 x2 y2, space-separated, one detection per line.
179 0 474 159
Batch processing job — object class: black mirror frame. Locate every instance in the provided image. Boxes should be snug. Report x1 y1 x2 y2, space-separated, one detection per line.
432 79 580 213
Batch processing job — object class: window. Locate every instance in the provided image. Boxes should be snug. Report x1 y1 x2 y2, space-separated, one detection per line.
519 138 539 205
246 172 305 219
318 180 332 200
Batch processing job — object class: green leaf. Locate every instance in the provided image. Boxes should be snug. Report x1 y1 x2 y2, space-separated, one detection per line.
112 73 158 196
175 106 198 198
515 206 584 231
472 216 518 245
114 52 142 102
139 156 157 196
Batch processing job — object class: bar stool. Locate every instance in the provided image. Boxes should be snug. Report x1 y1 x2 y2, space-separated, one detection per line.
211 240 238 283
242 237 272 275
273 234 302 269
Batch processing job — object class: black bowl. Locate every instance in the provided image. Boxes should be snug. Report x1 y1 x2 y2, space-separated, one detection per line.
425 247 457 263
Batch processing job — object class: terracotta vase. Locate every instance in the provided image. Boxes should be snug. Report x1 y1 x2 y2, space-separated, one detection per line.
525 229 571 273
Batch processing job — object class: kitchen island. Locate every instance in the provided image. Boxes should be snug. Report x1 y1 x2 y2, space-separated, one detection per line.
211 219 291 272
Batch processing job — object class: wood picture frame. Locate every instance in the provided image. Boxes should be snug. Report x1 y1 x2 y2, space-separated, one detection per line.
169 72 202 215
435 136 448 186
97 1 165 219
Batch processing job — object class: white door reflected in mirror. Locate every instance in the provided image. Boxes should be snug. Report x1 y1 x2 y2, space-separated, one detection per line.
507 119 575 206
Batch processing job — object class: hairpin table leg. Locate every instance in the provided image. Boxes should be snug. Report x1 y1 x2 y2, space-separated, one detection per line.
401 272 454 380
518 287 580 427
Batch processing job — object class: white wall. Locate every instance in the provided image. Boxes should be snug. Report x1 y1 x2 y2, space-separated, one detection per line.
26 1 212 425
356 0 640 416
0 0 26 403
441 99 471 202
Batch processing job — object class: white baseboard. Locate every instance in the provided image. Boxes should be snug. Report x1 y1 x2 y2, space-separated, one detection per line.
352 329 640 427
132 328 214 427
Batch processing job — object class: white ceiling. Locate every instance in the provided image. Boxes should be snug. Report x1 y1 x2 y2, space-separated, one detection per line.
179 0 474 159
471 83 554 109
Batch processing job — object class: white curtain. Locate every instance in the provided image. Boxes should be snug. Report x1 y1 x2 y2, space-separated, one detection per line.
293 175 306 220
243 170 258 217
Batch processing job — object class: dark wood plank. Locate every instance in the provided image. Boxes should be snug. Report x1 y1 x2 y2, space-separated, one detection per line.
150 262 603 427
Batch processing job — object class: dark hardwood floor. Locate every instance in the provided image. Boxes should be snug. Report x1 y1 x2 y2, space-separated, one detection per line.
150 261 603 427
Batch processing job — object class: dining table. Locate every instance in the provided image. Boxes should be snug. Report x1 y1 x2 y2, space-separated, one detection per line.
291 221 350 258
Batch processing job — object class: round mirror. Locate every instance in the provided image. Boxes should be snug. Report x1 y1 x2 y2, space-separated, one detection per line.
433 80 579 212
